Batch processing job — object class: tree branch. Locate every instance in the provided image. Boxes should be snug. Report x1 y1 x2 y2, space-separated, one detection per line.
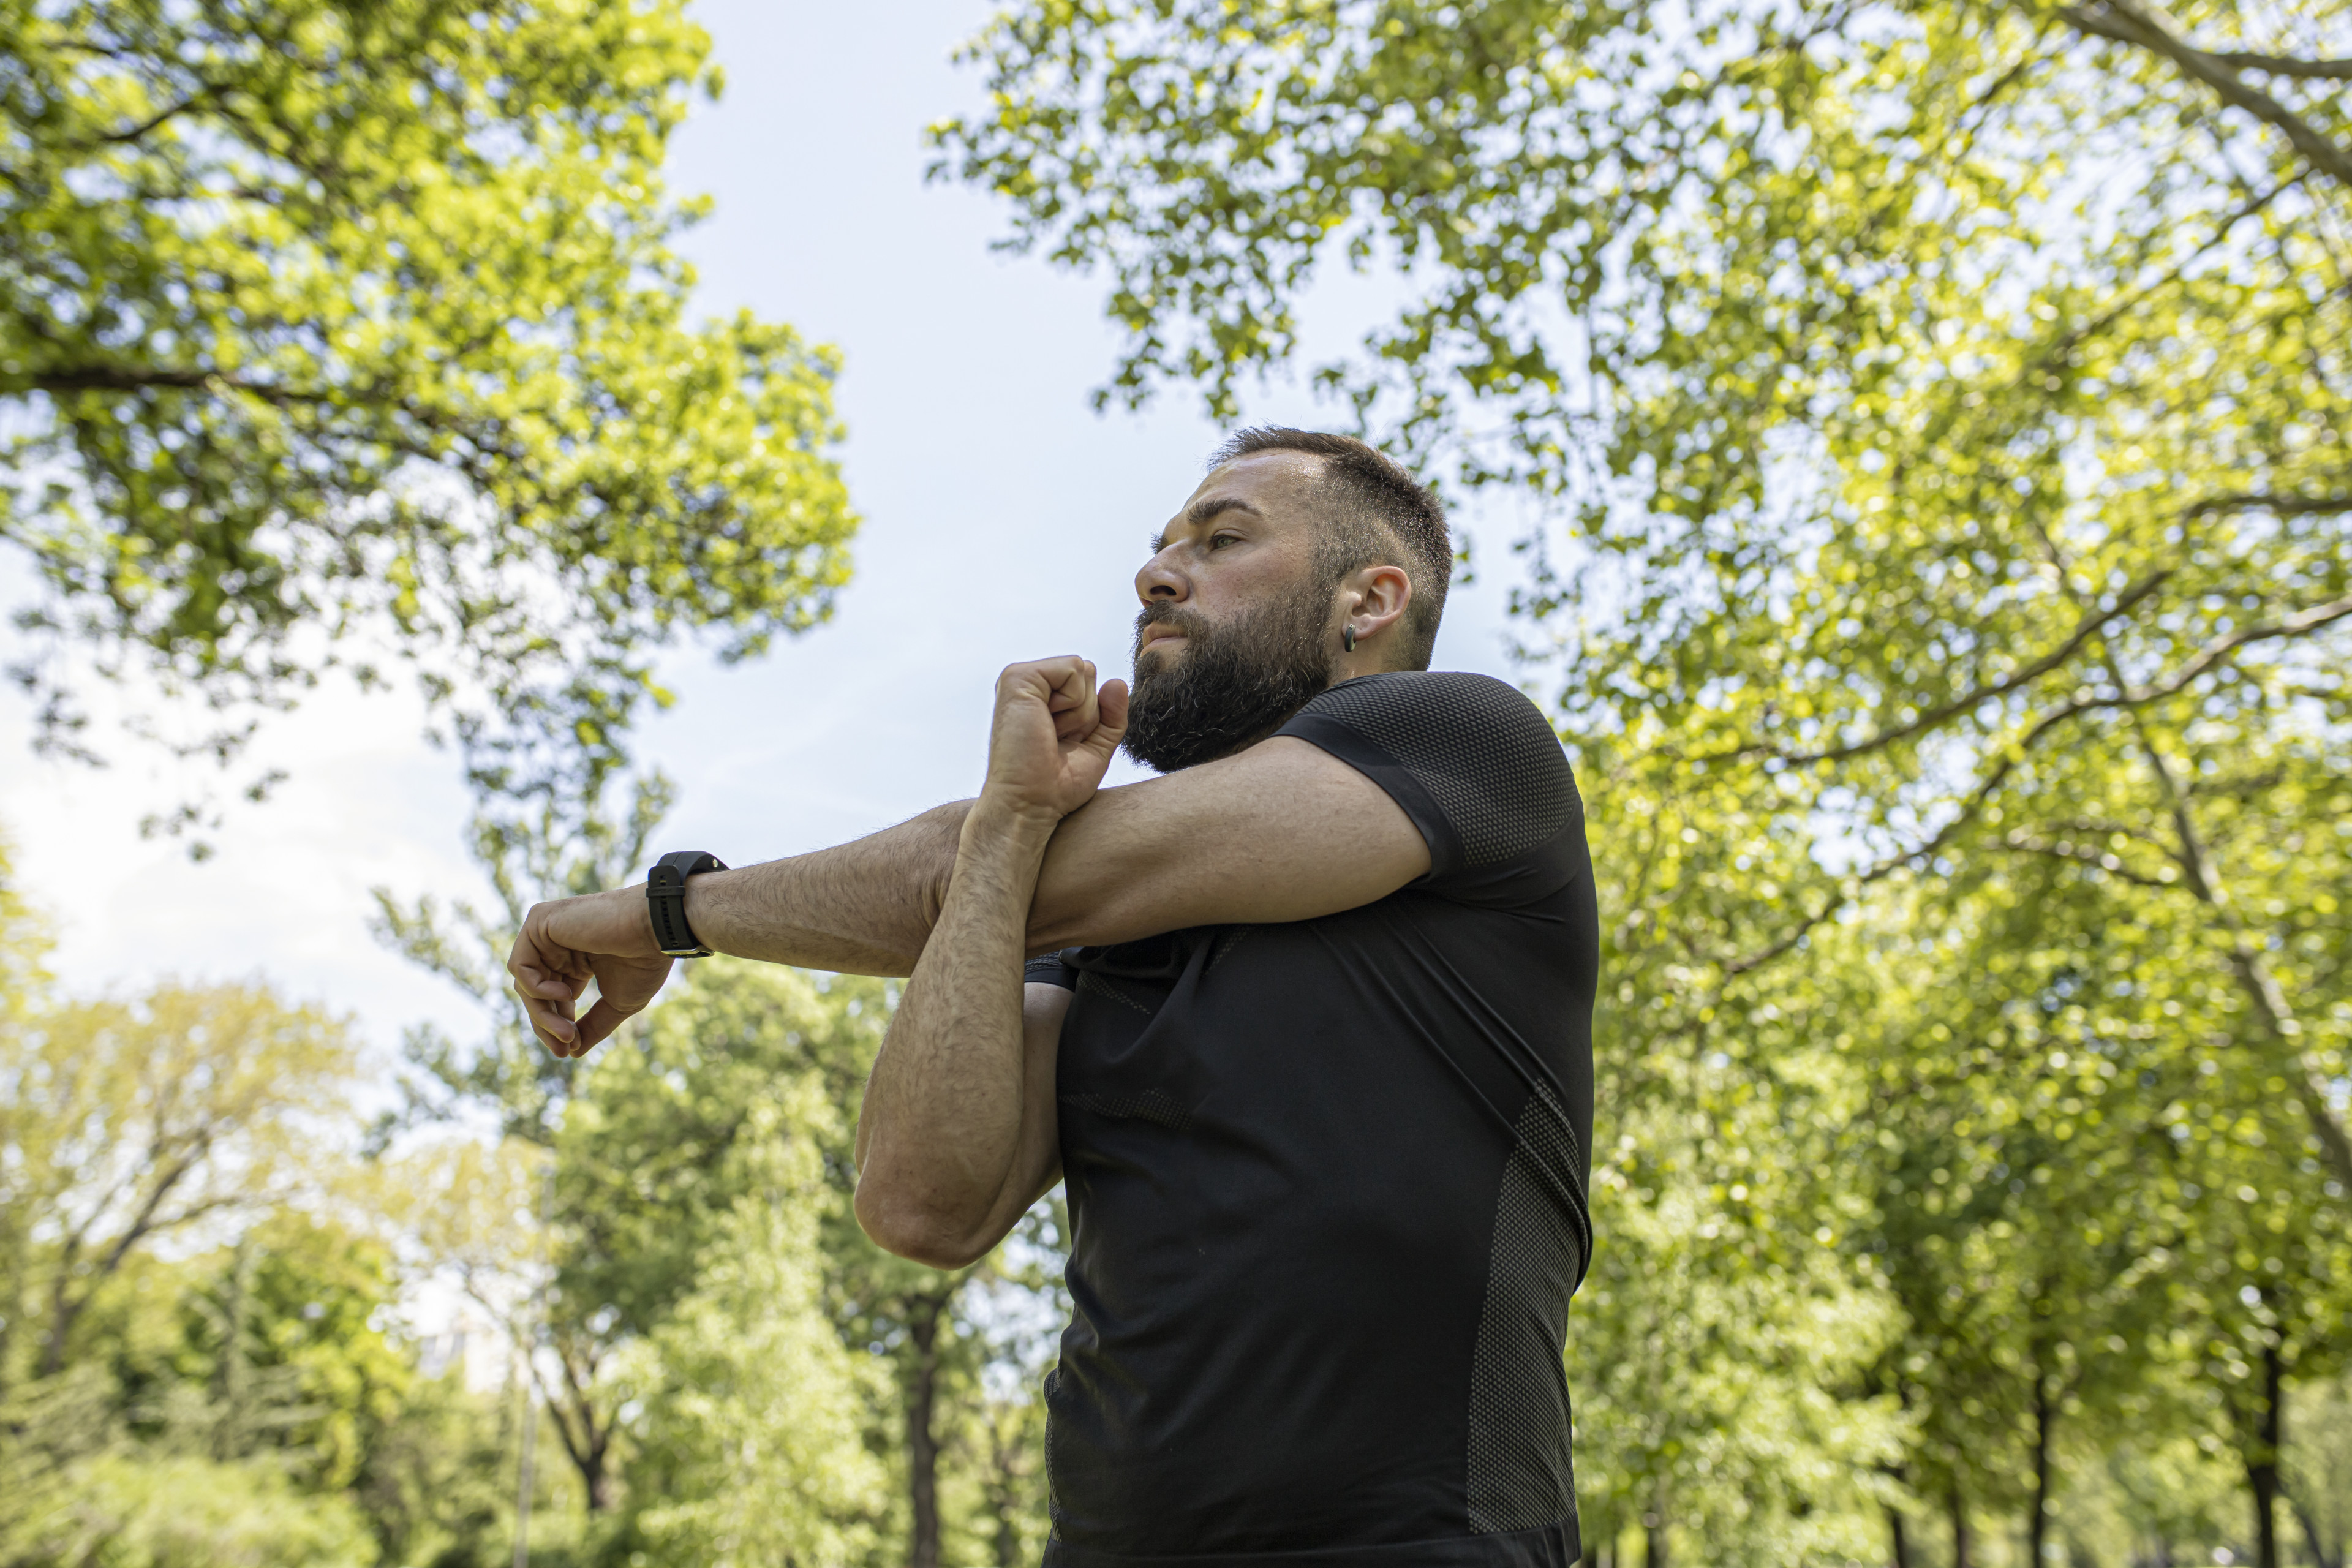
2057 1 2352 188
1997 829 2176 888
2182 491 2352 518
31 366 219 393
2206 51 2352 81
2113 690 2352 1201
2035 170 2305 369
1711 590 2352 978
1700 570 2172 766
89 85 224 146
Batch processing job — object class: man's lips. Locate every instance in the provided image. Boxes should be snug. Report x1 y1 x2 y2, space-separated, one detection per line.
1137 629 1189 655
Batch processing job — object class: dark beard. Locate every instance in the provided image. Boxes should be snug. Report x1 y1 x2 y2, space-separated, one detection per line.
1123 582 1335 772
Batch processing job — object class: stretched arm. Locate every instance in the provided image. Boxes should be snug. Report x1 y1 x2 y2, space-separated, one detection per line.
509 706 1427 1056
853 657 1125 1267
691 735 1417 956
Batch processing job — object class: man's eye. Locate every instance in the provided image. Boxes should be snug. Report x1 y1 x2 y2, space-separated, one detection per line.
1209 533 1240 549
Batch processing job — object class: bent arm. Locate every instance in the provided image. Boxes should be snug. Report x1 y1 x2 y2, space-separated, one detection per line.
851 802 1069 1267
853 655 1123 1268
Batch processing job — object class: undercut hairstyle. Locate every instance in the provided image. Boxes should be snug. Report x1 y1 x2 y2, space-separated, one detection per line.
1209 427 1452 670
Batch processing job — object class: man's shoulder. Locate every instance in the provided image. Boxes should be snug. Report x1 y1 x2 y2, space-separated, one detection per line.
1287 671 1563 757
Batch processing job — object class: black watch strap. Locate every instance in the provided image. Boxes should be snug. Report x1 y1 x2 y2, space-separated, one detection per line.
646 851 728 957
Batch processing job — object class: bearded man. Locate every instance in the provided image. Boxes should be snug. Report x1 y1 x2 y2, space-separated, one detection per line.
508 428 1599 1567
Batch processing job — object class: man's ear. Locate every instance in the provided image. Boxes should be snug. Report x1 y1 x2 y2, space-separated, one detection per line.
1349 564 1414 646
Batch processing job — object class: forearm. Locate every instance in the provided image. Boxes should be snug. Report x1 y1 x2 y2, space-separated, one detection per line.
853 801 1051 1265
684 802 970 975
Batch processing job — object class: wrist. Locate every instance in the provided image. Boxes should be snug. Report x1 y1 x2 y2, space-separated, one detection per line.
962 791 1061 858
619 883 661 954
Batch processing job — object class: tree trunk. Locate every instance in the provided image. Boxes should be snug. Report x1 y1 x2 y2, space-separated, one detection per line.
906 1292 946 1568
2123 709 2352 1199
40 1259 83 1378
1950 1476 1973 1568
1645 1503 1669 1568
1887 1502 1912 1568
532 1332 613 1515
2289 1487 2341 1568
984 1409 1026 1568
512 1377 538 1568
582 1441 615 1514
2245 1343 2283 1568
2030 1363 2059 1568
211 1237 257 1461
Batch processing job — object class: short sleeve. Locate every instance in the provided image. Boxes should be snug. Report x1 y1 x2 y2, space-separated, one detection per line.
1025 954 1077 989
1275 672 1588 907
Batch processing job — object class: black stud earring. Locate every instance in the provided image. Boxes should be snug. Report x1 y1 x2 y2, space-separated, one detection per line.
1342 624 1357 654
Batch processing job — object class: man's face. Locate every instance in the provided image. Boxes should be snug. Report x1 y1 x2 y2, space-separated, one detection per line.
1122 451 1340 772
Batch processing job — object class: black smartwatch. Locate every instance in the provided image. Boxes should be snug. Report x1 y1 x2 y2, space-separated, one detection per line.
646 851 728 957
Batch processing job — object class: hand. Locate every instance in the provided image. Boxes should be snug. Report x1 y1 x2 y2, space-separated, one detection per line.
980 656 1130 826
507 887 674 1058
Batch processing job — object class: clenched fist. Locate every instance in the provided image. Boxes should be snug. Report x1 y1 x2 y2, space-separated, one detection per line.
978 656 1130 827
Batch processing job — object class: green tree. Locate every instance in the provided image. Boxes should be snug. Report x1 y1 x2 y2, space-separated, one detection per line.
170 1215 416 1493
0 1447 381 1568
604 1076 888 1568
2 0 856 837
347 1366 520 1568
0 834 541 1566
2283 1374 2352 1568
387 954 907 1536
1570 1108 1905 1567
1850 897 2187 1564
540 959 883 1515
382 777 1046 1562
0 979 360 1386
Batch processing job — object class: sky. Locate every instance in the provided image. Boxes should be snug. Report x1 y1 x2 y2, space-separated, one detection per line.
0 0 1541 1071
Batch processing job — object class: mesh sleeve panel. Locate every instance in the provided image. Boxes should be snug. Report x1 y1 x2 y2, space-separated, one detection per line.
1282 673 1582 869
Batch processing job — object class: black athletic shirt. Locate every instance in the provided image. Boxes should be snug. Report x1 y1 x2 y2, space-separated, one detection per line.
1025 671 1599 1568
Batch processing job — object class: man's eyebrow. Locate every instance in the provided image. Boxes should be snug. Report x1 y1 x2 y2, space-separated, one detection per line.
1186 496 1261 527
1151 496 1263 553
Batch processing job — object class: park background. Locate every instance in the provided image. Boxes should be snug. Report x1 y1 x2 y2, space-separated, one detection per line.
2 1 2347 1566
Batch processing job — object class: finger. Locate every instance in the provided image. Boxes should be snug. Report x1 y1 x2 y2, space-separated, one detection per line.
1097 677 1130 736
508 919 587 1002
1050 652 1097 703
574 996 635 1053
1053 660 1100 740
1080 678 1131 762
511 963 579 1003
521 988 579 1053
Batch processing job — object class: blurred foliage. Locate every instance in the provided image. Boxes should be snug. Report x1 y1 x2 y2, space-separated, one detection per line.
0 975 359 1387
942 0 2352 1559
0 0 858 846
605 1078 888 1568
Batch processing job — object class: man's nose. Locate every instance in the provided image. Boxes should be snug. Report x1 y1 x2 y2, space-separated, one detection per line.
1136 546 1188 603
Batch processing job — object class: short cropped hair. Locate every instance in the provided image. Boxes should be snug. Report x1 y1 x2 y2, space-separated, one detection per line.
1209 427 1452 670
